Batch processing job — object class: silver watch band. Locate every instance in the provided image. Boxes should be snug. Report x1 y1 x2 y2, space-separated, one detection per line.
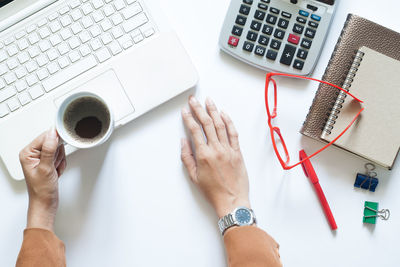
218 207 256 235
218 213 236 235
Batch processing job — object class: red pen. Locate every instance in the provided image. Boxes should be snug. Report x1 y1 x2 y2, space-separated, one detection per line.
299 150 337 230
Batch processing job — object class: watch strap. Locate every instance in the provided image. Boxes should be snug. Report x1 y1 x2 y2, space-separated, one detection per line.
218 208 256 235
218 213 236 235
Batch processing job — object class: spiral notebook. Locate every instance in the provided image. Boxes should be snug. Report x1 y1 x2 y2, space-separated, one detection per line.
320 46 400 169
300 14 400 169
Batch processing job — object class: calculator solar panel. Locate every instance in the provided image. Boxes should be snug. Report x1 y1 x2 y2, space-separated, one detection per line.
219 0 337 76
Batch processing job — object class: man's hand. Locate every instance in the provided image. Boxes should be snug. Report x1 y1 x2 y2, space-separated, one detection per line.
19 129 67 232
181 96 251 218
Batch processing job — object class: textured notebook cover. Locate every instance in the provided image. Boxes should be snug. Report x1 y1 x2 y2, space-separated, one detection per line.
300 14 400 140
320 47 400 169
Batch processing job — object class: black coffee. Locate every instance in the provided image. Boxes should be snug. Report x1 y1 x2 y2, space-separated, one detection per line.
63 96 110 143
75 116 102 139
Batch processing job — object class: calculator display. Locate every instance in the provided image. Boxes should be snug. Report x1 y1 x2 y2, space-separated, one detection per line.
315 0 334 5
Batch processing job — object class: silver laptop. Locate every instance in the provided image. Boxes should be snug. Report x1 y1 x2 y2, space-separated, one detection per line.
0 0 198 180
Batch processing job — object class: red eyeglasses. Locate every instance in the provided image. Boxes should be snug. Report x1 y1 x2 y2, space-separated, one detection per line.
265 72 364 170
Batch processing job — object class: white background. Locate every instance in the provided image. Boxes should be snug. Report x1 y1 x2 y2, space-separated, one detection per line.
1 0 400 266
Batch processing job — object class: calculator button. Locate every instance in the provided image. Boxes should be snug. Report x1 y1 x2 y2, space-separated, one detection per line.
277 18 289 29
266 49 277 60
308 21 318 28
270 39 281 50
266 14 277 25
296 17 306 24
288 33 300 45
299 10 309 17
254 45 266 56
293 59 304 70
261 0 270 3
236 15 247 26
293 23 304 34
282 11 292 18
247 31 258 41
228 36 240 47
307 4 318 11
262 25 273 35
239 4 251 15
305 28 316 38
311 14 321 21
243 0 253 5
243 41 254 52
270 7 280 14
300 38 312 49
258 3 268 10
273 29 285 39
297 49 308 59
258 35 269 46
280 44 296 65
254 10 266 20
232 26 243 36
250 20 262 31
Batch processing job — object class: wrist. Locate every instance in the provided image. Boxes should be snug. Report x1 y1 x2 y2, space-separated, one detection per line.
27 200 58 232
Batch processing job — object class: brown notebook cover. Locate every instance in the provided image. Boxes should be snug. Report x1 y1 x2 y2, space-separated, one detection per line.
301 14 400 140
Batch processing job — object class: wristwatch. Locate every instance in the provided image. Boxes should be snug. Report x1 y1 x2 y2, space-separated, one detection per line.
218 207 256 235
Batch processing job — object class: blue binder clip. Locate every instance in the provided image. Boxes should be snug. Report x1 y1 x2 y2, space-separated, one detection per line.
354 163 379 192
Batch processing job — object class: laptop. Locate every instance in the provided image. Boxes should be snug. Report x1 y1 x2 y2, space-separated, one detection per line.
0 0 198 180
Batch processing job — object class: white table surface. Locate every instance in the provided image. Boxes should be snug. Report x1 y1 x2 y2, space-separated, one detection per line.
1 0 400 266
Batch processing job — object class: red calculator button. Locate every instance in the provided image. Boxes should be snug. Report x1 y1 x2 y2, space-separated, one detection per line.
228 36 239 47
288 34 300 45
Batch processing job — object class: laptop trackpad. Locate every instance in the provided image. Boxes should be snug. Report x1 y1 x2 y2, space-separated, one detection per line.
54 69 135 127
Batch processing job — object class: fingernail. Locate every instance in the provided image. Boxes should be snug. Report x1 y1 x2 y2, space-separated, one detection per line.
181 138 186 148
181 107 190 114
48 127 57 140
205 97 214 106
189 96 198 104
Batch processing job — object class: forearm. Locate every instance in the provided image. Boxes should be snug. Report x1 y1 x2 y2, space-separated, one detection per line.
16 228 66 267
224 226 282 267
27 200 57 232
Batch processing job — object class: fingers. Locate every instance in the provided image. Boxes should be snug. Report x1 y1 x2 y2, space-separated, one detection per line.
19 132 47 164
40 128 60 167
180 138 197 183
205 98 229 145
57 158 67 177
54 145 66 169
188 96 219 144
221 111 240 150
182 107 206 148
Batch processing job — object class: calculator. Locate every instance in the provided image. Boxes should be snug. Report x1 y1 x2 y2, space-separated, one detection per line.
219 0 337 76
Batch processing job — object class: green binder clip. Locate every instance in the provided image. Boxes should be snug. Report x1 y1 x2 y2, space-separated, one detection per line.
363 201 390 224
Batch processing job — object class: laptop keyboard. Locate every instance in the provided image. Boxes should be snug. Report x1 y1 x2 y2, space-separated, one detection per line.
0 0 155 119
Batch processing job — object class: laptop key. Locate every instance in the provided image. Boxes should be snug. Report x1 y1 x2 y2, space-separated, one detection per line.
122 3 142 19
18 92 31 106
0 86 16 103
0 103 9 118
122 13 148 32
28 85 44 100
7 98 20 111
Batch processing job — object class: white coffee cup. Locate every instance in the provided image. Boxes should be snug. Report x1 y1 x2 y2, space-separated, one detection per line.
55 92 114 149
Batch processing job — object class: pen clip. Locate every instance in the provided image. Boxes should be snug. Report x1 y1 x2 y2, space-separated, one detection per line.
299 150 309 178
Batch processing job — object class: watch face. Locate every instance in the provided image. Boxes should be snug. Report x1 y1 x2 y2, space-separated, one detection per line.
235 208 252 226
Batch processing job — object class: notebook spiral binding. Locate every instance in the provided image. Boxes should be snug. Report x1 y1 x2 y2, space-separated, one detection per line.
323 50 365 134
